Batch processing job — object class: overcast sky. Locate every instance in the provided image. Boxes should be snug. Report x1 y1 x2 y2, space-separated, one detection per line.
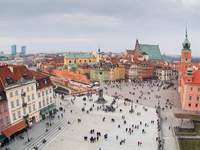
0 0 200 55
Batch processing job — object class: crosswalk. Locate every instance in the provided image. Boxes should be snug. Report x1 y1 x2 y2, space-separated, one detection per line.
21 119 68 150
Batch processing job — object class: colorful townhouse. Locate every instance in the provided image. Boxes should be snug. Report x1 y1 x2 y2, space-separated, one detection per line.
0 65 55 139
90 62 125 82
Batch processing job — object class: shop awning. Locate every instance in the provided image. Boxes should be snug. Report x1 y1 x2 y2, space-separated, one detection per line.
40 104 56 115
0 135 6 142
2 121 27 138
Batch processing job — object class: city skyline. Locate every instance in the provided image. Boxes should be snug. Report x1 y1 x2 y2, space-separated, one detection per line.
1 0 200 55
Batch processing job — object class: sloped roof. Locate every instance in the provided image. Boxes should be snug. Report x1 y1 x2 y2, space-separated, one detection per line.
0 65 33 87
30 70 53 89
0 65 52 90
65 53 95 59
51 70 91 85
139 44 162 60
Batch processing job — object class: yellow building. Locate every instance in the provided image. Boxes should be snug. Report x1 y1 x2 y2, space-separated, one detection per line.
110 64 125 81
64 52 97 65
90 63 125 81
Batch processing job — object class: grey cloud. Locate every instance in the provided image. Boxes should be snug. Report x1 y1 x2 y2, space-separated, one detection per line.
0 0 200 55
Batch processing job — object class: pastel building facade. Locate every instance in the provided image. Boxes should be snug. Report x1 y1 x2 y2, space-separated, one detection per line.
90 63 125 81
64 53 97 65
0 65 55 138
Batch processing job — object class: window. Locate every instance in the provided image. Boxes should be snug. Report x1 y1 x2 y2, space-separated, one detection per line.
27 95 30 101
42 91 44 96
18 110 21 118
22 97 25 103
6 116 9 124
10 92 13 97
33 104 36 111
38 92 41 98
15 90 18 96
43 99 45 106
69 60 71 63
49 89 52 93
39 101 41 108
28 106 31 113
79 60 82 63
11 101 14 108
189 96 192 101
198 88 200 92
12 112 16 121
32 94 35 100
197 96 200 101
89 59 91 62
50 97 52 103
188 103 191 107
31 86 34 91
47 98 49 105
16 99 19 106
196 104 198 107
23 108 26 115
27 87 29 92
191 87 193 91
46 90 48 95
84 60 86 63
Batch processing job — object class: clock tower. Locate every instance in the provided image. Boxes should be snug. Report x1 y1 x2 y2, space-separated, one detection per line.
181 26 191 63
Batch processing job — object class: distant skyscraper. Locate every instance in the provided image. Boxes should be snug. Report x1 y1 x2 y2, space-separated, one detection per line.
21 46 26 55
11 45 17 56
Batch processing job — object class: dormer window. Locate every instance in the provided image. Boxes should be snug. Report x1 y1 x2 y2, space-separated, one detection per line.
5 77 15 85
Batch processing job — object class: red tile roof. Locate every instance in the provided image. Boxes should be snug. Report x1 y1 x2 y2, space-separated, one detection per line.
30 70 53 89
0 65 33 87
2 120 27 137
0 65 52 90
51 70 91 85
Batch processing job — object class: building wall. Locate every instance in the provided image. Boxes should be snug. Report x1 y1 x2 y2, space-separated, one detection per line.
90 69 110 81
138 63 153 79
110 65 125 81
5 81 40 125
155 69 177 81
64 57 96 65
125 65 138 80
77 68 90 76
37 86 54 120
0 100 10 132
180 83 200 111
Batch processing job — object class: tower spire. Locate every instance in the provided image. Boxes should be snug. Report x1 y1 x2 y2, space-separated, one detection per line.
185 24 188 39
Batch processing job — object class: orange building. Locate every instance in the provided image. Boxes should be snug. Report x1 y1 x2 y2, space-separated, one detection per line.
178 28 200 111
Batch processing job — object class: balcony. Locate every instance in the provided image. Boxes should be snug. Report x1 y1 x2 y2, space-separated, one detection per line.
21 92 26 97
22 102 27 107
